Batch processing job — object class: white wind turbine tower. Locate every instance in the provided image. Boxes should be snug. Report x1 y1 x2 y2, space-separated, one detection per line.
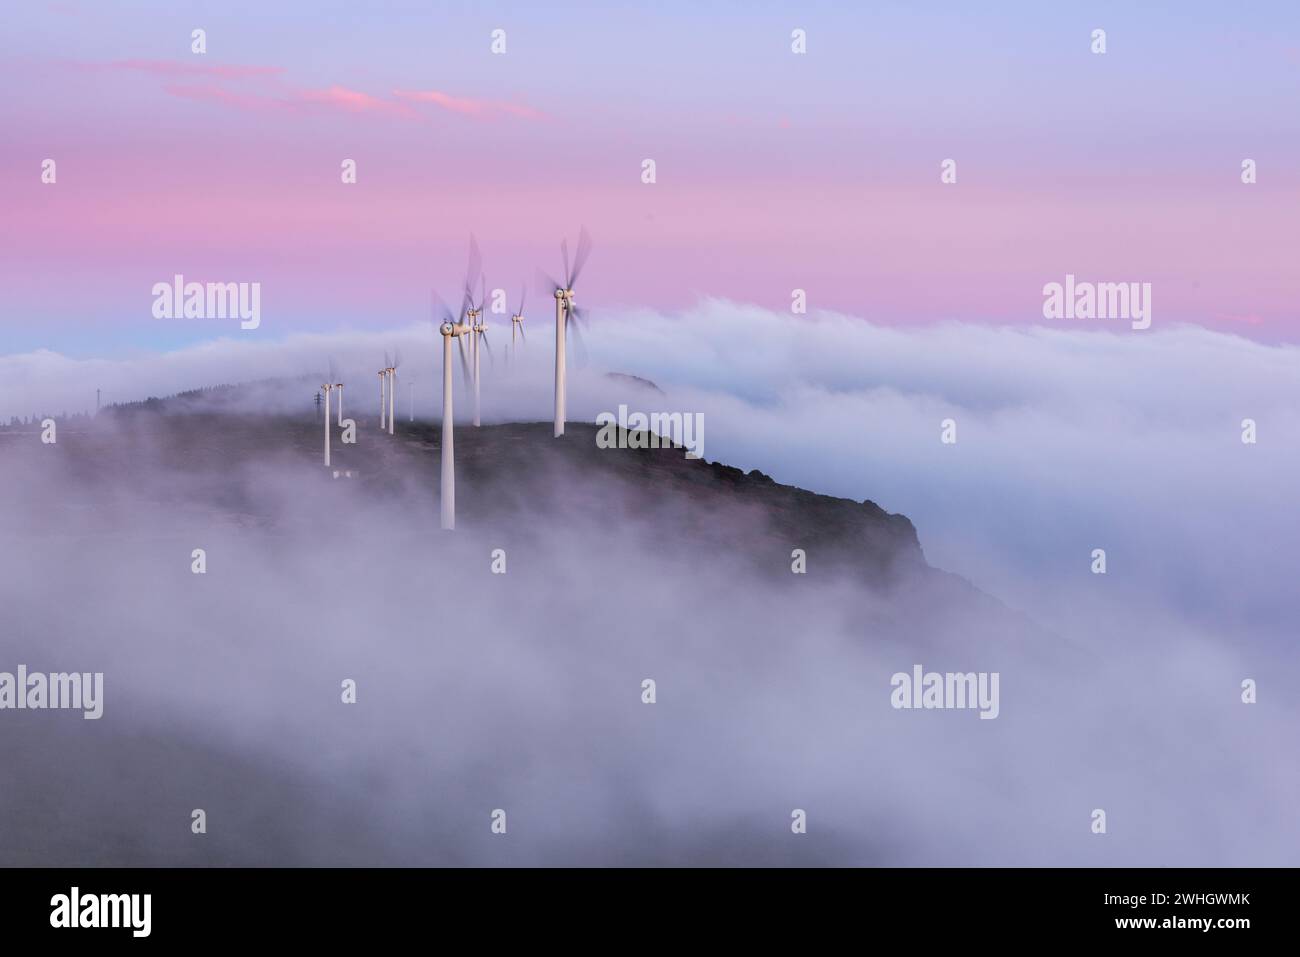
320 382 335 466
328 358 344 427
378 368 387 430
467 278 493 427
510 283 527 367
458 234 487 427
386 349 401 435
435 290 474 530
541 227 592 437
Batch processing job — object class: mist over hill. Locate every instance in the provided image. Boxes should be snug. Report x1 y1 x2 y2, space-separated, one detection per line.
1 381 1295 865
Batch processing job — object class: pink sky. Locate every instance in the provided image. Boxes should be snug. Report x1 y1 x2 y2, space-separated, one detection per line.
2 2 1298 352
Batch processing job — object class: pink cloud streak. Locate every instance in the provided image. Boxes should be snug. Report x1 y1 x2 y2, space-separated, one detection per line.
161 82 420 120
392 89 547 121
85 59 545 124
300 85 419 119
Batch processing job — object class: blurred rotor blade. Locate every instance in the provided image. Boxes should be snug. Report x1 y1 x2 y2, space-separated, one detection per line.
518 283 526 317
568 226 593 288
567 310 589 367
457 334 471 384
432 290 459 326
480 329 494 362
518 322 526 343
537 269 563 298
569 304 590 329
393 347 402 370
464 234 482 302
561 238 571 289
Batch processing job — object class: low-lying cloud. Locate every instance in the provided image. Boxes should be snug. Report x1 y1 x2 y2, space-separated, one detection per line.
2 305 1296 865
5 305 1295 633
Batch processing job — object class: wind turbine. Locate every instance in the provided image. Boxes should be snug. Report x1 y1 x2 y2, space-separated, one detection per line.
378 368 387 430
386 349 401 435
436 292 473 530
541 227 592 437
510 283 527 366
467 278 492 427
320 382 335 466
328 358 344 427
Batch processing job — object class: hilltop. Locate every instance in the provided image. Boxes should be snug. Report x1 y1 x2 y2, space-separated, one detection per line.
25 392 935 589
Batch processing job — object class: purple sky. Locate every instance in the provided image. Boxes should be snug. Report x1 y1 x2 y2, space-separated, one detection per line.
2 0 1298 354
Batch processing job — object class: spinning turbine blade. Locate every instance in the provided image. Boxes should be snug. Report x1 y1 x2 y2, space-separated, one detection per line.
567 309 589 366
464 234 482 298
561 238 571 289
568 226 593 288
457 334 471 384
433 291 460 326
537 269 563 295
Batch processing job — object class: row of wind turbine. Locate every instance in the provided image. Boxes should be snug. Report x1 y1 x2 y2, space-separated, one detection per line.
311 231 590 527
435 229 590 529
